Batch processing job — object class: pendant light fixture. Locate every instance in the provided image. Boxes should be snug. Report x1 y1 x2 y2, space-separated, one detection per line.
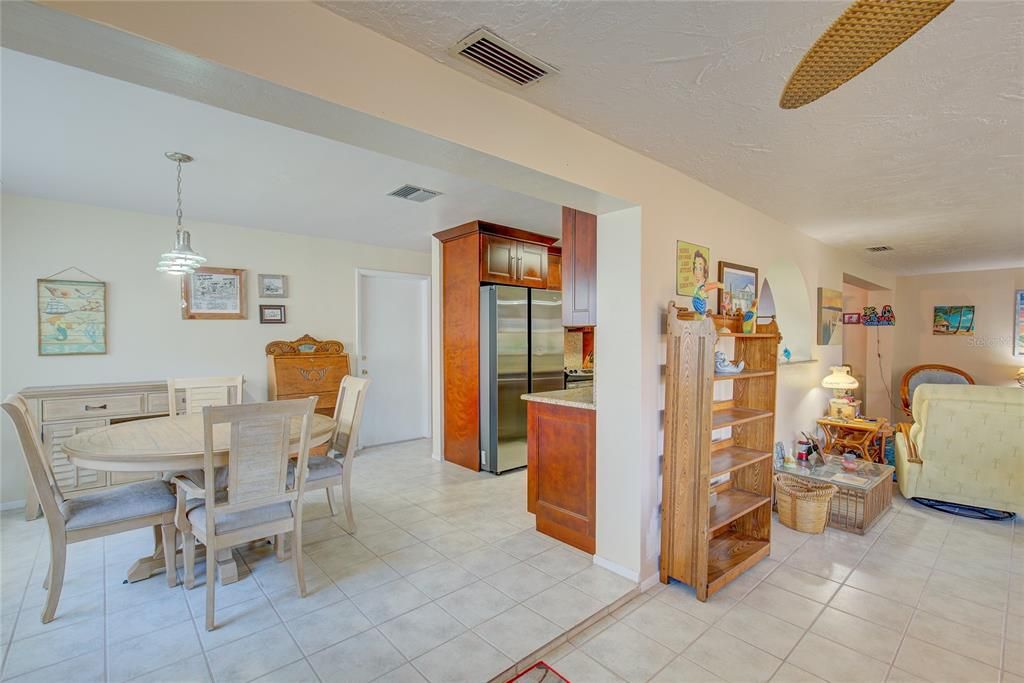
156 152 206 274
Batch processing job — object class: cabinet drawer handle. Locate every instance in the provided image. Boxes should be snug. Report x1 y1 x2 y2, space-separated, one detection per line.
84 404 107 411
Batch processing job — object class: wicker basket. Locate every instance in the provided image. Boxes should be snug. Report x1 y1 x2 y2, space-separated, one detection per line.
774 473 838 534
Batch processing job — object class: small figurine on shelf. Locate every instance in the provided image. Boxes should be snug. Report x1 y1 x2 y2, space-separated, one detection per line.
715 351 745 375
742 298 759 334
782 346 792 363
774 441 786 468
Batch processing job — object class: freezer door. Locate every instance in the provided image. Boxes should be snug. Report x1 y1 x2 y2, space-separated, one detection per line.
531 289 565 394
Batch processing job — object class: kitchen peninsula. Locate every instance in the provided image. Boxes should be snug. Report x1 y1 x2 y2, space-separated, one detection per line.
522 386 596 553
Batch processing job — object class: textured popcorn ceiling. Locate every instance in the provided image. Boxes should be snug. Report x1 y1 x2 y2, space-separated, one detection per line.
323 1 1024 275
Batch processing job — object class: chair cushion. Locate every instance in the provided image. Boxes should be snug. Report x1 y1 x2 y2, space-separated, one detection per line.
60 479 175 531
187 500 293 534
907 369 970 404
287 456 343 486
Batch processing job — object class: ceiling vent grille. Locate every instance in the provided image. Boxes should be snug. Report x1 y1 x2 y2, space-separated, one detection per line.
387 184 443 203
865 245 895 252
451 28 557 87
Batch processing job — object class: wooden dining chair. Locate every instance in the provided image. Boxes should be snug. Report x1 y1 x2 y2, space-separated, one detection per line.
2 395 178 624
167 375 244 417
173 396 317 630
293 376 370 532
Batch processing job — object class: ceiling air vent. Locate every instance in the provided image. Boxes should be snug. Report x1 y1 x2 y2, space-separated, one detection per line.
451 28 557 87
387 184 443 203
865 245 894 252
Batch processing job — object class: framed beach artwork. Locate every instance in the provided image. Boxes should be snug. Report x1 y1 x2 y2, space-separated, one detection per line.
37 278 107 355
675 240 711 297
933 305 974 336
817 287 843 345
182 267 246 320
717 261 758 315
258 274 288 298
1015 290 1024 356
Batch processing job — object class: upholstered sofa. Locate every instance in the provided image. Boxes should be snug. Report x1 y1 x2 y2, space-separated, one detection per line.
895 384 1023 514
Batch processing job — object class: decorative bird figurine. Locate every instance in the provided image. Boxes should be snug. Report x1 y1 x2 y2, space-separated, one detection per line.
742 298 759 334
782 347 792 363
692 281 718 319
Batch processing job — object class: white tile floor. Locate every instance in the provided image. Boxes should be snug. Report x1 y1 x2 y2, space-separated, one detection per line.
548 490 1023 683
0 439 636 683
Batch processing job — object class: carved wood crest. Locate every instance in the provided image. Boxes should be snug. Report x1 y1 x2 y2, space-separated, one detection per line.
265 334 345 356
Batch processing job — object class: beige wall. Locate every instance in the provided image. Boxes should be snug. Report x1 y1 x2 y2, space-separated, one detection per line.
0 194 431 505
24 3 899 581
894 268 1024 396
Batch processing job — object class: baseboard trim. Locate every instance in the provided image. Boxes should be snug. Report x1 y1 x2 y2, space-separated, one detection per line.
593 555 640 583
640 572 661 592
0 499 26 512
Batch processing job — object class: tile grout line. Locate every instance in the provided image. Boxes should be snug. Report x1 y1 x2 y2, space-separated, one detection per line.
1 529 44 679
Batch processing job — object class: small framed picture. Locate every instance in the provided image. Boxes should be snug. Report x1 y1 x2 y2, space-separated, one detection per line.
843 312 861 324
258 274 288 298
259 304 286 324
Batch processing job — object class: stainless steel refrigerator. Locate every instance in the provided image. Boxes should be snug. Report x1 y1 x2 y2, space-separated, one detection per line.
479 285 564 473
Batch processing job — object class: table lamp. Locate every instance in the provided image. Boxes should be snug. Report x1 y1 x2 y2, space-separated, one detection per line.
822 366 859 418
1017 368 1024 388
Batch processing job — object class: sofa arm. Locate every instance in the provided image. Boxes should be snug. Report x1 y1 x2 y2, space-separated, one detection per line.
895 423 921 463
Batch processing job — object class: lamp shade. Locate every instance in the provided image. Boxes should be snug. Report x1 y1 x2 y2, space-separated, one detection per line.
822 365 859 391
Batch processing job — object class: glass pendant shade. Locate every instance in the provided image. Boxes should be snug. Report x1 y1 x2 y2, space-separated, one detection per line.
156 228 206 274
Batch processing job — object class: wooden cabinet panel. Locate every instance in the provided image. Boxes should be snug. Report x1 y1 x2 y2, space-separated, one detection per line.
517 241 549 288
480 234 517 285
527 401 596 553
442 234 482 471
266 335 350 417
562 208 598 326
547 252 562 291
42 420 107 492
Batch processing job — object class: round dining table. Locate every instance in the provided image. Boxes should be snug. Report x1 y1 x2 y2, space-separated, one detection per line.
62 413 336 585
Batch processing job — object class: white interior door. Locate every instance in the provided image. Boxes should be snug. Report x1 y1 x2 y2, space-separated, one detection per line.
357 271 431 447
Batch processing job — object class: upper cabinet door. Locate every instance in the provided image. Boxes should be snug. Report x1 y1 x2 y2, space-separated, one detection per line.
517 241 549 288
562 208 597 326
480 234 518 285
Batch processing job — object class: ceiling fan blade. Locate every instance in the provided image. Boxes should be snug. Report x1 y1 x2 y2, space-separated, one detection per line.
780 0 954 109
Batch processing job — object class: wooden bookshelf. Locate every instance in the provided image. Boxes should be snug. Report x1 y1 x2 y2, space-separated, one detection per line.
660 302 780 601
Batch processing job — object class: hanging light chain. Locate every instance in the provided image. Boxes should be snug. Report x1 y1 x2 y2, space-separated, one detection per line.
176 159 184 229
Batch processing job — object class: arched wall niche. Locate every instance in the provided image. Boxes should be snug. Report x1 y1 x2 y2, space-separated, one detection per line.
760 260 813 362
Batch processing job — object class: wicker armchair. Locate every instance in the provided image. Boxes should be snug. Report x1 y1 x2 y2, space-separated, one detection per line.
899 364 974 416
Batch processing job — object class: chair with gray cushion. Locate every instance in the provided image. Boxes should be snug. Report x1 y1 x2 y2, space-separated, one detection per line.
900 364 974 416
2 395 177 624
172 397 317 630
290 376 370 532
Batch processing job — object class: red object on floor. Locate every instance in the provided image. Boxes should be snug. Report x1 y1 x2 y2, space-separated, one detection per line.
506 660 570 682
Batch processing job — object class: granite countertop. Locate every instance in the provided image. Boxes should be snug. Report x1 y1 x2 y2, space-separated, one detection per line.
521 386 595 410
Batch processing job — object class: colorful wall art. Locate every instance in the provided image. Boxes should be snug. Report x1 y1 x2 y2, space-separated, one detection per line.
37 278 107 355
933 305 975 336
817 287 843 345
1014 290 1023 356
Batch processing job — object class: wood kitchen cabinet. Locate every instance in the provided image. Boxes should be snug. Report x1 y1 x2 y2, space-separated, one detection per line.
434 220 559 471
480 233 548 287
546 247 562 291
526 400 596 553
562 207 597 326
